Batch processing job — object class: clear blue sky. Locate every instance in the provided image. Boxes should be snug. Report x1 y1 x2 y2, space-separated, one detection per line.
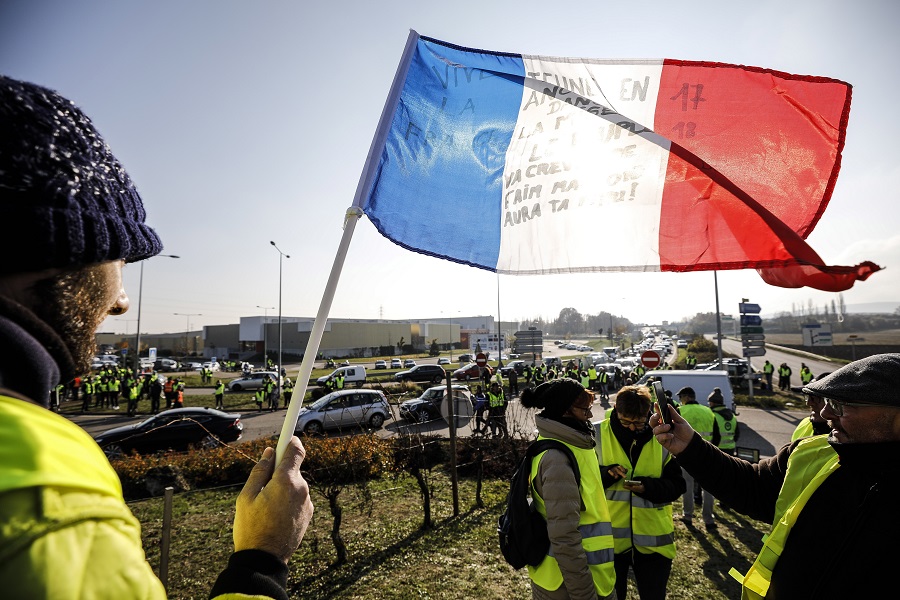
2 0 897 334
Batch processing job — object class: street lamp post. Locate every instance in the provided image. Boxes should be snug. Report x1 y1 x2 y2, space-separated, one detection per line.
442 310 460 361
270 241 290 399
134 254 179 371
257 305 274 366
173 312 201 357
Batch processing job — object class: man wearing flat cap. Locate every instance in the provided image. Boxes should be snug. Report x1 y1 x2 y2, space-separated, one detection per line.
652 354 900 599
0 75 312 599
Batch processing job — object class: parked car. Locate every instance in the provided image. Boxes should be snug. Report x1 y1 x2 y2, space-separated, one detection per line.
437 357 451 365
227 371 279 392
316 366 367 388
403 359 417 368
374 360 387 369
93 408 243 458
677 339 689 348
457 353 473 363
399 385 472 423
390 358 402 369
452 362 482 381
154 358 180 372
699 358 754 386
185 361 203 371
499 360 527 377
294 389 391 435
394 364 447 384
201 361 220 372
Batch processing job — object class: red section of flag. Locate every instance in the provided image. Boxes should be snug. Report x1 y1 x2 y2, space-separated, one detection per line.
653 60 878 291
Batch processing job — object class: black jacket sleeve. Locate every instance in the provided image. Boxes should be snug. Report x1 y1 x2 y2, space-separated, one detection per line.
635 455 686 504
674 433 796 523
598 463 621 489
209 550 289 600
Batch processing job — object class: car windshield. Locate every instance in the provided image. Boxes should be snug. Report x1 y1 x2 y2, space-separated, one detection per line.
136 415 158 428
308 394 338 410
420 388 445 401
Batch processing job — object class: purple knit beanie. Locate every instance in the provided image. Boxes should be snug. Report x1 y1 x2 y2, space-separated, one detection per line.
0 75 162 274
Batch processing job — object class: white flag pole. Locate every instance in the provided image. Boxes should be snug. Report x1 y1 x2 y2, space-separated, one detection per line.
275 30 420 463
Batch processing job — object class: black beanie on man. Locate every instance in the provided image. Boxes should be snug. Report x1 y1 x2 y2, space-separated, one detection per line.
0 75 162 274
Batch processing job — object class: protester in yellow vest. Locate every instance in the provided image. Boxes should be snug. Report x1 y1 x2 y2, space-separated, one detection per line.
215 379 225 410
790 373 832 441
762 360 775 391
651 354 900 599
676 386 717 528
520 379 617 599
799 363 814 385
597 385 685 600
709 388 739 454
0 74 312 599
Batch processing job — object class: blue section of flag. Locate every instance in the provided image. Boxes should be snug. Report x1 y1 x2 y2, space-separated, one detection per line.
363 36 525 270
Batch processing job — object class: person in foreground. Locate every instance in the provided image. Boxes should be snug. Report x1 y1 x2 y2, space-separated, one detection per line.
597 386 684 600
650 353 900 599
520 379 617 600
0 74 313 599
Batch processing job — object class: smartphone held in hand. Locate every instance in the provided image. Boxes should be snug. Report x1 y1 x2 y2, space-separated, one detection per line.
651 381 673 425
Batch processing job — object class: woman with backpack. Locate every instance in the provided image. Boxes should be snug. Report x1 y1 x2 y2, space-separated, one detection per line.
520 379 616 599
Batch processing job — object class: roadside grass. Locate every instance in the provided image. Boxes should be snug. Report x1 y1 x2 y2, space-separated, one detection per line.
130 472 765 600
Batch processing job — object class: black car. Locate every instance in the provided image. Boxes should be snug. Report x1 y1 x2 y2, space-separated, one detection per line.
399 385 472 423
93 407 243 458
499 360 527 377
393 364 447 384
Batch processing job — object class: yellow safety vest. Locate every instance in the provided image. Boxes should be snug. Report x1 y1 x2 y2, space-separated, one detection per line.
790 418 815 442
596 419 676 558
528 435 616 597
679 403 715 442
729 436 838 599
711 406 737 450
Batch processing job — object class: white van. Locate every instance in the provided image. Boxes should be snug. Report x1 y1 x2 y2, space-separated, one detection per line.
635 370 734 411
316 365 367 388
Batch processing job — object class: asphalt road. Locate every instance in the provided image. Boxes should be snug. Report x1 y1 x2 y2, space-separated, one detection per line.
69 387 805 461
70 335 822 459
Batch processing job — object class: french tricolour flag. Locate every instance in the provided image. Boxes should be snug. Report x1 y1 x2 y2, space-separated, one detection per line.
356 31 879 291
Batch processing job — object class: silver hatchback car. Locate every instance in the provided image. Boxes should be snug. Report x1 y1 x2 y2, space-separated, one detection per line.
294 389 392 435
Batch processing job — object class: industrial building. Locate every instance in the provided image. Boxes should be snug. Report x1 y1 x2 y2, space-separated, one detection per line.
96 315 523 361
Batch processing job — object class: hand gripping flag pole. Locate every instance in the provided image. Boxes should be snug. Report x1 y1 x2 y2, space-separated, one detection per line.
275 30 420 463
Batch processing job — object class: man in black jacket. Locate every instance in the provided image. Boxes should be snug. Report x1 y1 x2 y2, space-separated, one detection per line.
651 354 900 599
598 385 685 600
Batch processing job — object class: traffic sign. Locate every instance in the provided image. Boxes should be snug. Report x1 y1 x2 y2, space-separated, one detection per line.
740 314 763 326
640 350 661 369
475 353 487 367
738 303 761 314
515 330 543 340
742 347 767 357
740 326 764 335
741 339 766 348
741 333 766 342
